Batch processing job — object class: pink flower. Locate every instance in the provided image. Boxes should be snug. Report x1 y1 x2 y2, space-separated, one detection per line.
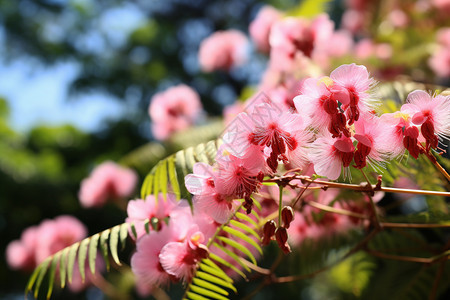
149 84 203 140
249 5 282 53
309 133 355 180
431 0 450 13
326 30 354 58
294 77 339 135
437 28 450 48
223 102 245 126
288 211 321 245
79 161 137 208
429 48 450 78
215 146 265 199
35 215 88 263
341 9 365 33
353 114 391 169
159 226 208 282
269 14 334 71
223 102 310 171
379 112 411 157
185 162 237 224
131 226 175 290
126 194 178 240
198 30 248 72
330 63 377 125
354 39 392 60
388 9 408 28
401 90 450 151
6 226 39 271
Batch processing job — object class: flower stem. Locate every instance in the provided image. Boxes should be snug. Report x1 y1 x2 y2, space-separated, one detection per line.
278 185 283 227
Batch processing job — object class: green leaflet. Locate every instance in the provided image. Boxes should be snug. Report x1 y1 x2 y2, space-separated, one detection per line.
88 234 99 274
183 203 263 300
46 253 60 299
26 223 131 299
67 243 78 283
196 271 237 293
109 225 121 266
192 278 229 296
59 248 69 288
140 139 221 204
99 230 110 271
222 226 262 255
78 238 90 282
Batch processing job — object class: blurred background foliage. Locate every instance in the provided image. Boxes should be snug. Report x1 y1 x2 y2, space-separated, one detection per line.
1 0 449 299
0 0 312 298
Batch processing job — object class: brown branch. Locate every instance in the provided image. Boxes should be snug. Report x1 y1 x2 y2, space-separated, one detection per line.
381 222 450 229
272 229 380 284
429 262 446 300
365 249 450 264
265 176 450 197
307 200 369 220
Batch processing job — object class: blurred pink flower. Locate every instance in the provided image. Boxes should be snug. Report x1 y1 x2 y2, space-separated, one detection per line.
431 0 450 12
388 9 408 28
437 28 450 47
327 30 354 58
429 48 450 78
6 226 39 271
269 14 334 72
341 9 365 33
249 5 282 53
429 28 450 77
35 215 88 263
354 39 392 60
6 215 98 293
149 84 203 140
79 161 137 208
198 30 249 72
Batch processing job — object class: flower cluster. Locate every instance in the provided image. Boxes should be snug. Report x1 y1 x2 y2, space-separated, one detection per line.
126 193 260 295
184 62 450 255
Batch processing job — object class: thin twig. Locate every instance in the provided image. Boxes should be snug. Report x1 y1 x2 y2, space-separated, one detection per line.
265 176 450 197
239 257 271 275
307 200 369 219
272 229 380 284
421 146 450 183
365 249 450 264
429 261 446 300
381 222 450 228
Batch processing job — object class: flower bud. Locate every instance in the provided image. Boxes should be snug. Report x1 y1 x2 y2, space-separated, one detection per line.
262 220 276 246
281 206 294 229
275 227 291 254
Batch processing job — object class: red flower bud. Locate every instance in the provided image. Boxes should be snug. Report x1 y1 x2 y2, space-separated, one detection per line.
281 206 294 229
262 220 276 246
275 227 291 254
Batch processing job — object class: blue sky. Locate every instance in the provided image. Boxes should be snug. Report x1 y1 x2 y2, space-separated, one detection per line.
0 59 129 132
0 1 146 133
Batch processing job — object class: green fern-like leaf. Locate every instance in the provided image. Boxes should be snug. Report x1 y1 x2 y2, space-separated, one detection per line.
140 139 221 203
183 202 263 300
26 223 130 299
